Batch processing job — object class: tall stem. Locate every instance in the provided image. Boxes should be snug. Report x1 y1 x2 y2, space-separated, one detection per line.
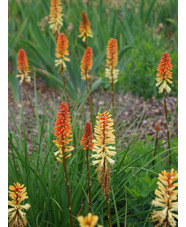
85 79 94 127
85 36 87 49
111 72 115 121
62 145 73 227
163 89 171 165
106 193 112 227
61 65 70 109
23 80 36 120
86 148 92 212
55 31 58 43
152 131 159 167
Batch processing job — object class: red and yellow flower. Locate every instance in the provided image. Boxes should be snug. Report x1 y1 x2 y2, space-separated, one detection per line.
151 169 178 227
8 182 30 227
156 52 173 93
80 121 93 150
55 33 70 71
53 102 73 162
80 47 93 81
92 111 116 196
105 38 119 84
16 49 30 84
49 0 63 36
79 11 93 42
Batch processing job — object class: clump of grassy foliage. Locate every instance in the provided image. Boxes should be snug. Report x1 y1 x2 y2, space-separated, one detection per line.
8 0 178 101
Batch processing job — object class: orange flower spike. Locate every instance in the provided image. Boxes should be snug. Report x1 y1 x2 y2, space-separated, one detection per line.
79 11 93 42
49 0 63 35
16 49 30 84
156 52 173 93
8 182 31 226
105 38 119 83
55 33 70 71
53 102 73 162
80 121 93 150
80 47 93 81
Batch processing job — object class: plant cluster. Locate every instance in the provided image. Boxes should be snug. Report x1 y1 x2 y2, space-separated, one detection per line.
8 0 178 226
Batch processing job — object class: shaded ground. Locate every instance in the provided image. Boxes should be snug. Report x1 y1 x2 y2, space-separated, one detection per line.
8 76 178 150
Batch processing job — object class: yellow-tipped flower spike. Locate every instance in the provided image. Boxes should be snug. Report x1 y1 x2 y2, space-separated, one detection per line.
16 49 30 84
156 52 173 93
8 182 31 227
79 11 93 42
105 38 119 84
77 213 102 227
151 169 178 227
49 0 63 36
53 102 74 162
92 111 116 196
55 33 70 71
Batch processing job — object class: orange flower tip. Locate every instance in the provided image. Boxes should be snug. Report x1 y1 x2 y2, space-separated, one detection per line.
49 0 63 34
53 102 73 161
156 52 173 93
80 47 93 81
55 33 70 70
105 38 119 83
80 121 93 150
17 49 30 84
79 11 92 42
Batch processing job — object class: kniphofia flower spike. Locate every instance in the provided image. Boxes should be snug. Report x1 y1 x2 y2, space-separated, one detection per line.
16 49 30 84
8 182 30 227
77 213 99 227
80 47 93 81
80 121 93 150
105 38 119 84
92 111 116 196
55 33 70 71
49 0 63 38
79 11 93 42
151 169 178 227
53 102 73 162
156 52 173 93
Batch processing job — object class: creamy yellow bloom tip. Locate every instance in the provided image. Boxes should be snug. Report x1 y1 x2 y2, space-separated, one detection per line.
151 168 178 227
8 182 31 227
77 213 99 227
49 0 63 35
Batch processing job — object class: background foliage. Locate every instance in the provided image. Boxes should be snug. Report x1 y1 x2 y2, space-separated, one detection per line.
8 0 178 101
8 0 178 226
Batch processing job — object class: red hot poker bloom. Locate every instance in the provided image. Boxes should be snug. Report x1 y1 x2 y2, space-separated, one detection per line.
8 182 30 226
49 0 63 35
79 11 92 42
80 121 93 150
17 49 30 83
156 52 173 93
80 47 93 81
53 102 73 162
55 33 70 71
105 38 119 84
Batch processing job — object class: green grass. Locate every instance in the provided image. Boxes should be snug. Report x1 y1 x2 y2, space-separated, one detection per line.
8 0 178 101
8 76 178 226
8 0 178 226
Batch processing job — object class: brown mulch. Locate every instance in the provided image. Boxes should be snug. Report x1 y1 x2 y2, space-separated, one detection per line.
8 76 178 149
